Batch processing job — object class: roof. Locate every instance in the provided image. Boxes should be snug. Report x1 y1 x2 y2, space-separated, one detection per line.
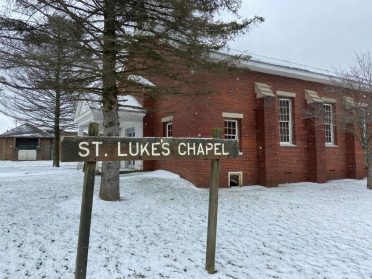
0 123 53 138
81 94 144 112
214 52 336 85
128 74 155 87
240 58 335 85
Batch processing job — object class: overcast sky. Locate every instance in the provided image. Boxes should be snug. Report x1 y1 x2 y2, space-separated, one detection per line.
229 0 372 71
1 0 372 133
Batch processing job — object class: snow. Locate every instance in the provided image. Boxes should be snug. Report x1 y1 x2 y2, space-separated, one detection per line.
128 74 155 87
1 161 372 278
80 93 143 110
117 95 142 108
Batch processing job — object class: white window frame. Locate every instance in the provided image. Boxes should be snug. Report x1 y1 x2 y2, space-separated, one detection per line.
224 119 239 140
278 98 293 144
165 122 172 137
324 104 335 145
125 127 136 168
228 171 243 187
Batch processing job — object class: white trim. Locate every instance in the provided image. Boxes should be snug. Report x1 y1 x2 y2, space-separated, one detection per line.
211 53 339 85
321 97 336 103
228 172 243 187
277 91 296 98
244 60 334 85
325 143 338 148
280 143 297 147
224 119 239 140
323 104 335 144
211 53 335 85
165 122 172 137
222 112 243 119
162 116 173 123
278 98 293 144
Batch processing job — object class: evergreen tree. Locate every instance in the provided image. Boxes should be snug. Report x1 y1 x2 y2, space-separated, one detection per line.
0 14 92 167
0 0 263 200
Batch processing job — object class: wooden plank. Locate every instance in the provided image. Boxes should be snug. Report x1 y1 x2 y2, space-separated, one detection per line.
61 137 239 162
75 123 99 279
205 128 221 274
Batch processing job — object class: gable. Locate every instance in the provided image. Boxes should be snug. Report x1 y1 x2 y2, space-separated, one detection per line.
74 101 93 121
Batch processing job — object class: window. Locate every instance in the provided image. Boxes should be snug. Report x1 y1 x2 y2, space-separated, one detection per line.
164 122 172 137
125 128 136 168
125 127 135 138
228 172 243 187
324 104 334 144
224 119 238 140
224 117 242 152
162 116 173 137
278 98 293 144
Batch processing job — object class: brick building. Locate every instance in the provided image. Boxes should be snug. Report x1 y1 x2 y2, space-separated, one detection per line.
0 123 53 161
142 58 366 187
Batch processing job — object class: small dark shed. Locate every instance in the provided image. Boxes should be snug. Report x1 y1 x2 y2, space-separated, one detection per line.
0 123 53 160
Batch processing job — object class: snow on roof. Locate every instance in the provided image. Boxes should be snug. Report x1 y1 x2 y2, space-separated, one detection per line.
128 74 155 87
214 51 336 85
118 95 141 107
247 55 333 76
81 94 143 111
0 123 53 138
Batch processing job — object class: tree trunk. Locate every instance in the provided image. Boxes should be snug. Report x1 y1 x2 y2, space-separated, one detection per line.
53 89 60 167
53 47 62 168
99 0 121 201
367 153 372 189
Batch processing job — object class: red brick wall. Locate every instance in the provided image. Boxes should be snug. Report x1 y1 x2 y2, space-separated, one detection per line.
143 70 367 187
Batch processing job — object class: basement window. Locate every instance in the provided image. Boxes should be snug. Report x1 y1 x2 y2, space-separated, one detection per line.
228 172 243 187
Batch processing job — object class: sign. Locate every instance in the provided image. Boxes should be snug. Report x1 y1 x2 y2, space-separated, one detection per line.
61 136 239 162
62 124 239 278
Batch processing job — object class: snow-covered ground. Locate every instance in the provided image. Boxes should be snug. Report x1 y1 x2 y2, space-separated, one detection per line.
1 161 372 279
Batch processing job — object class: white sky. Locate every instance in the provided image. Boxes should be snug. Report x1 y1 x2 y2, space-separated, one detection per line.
228 0 372 71
1 0 372 133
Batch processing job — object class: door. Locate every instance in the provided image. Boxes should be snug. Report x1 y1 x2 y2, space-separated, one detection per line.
18 150 37 160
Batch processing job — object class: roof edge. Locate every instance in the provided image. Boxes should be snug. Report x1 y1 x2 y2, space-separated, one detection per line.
238 59 335 85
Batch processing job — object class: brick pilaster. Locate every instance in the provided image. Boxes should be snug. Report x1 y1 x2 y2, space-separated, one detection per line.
305 102 327 183
344 107 365 179
345 126 358 178
142 95 155 170
255 83 279 187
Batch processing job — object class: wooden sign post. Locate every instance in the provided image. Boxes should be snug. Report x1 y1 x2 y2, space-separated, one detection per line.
75 123 98 279
61 124 239 278
205 128 221 274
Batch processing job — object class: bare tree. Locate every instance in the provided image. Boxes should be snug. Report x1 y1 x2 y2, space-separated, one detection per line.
0 0 263 200
0 15 92 167
330 53 372 189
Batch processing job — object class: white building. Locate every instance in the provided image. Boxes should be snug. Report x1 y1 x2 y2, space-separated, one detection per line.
74 94 146 171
